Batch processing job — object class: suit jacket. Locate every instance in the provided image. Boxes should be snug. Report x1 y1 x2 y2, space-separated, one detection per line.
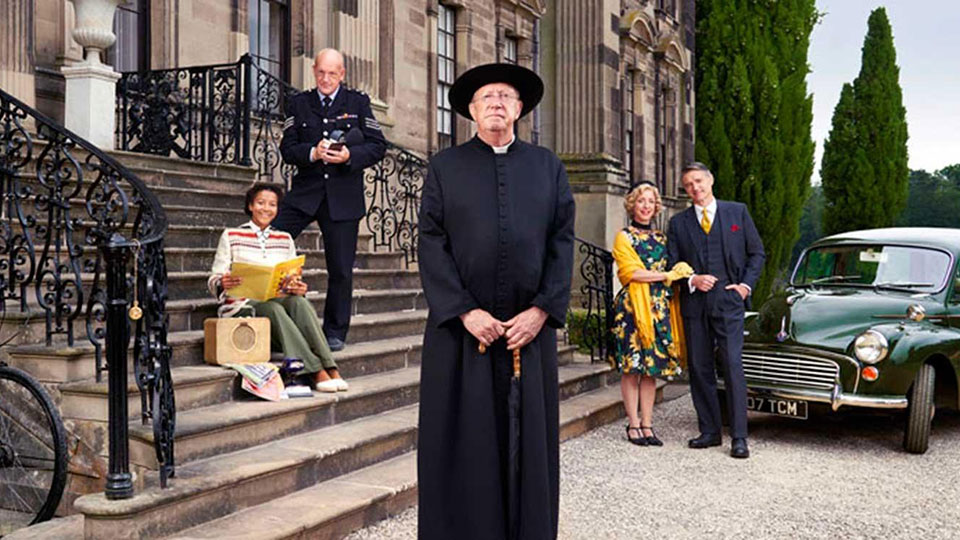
279 86 387 221
667 200 765 316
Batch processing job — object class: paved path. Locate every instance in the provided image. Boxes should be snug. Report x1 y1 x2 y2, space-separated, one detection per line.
346 385 960 539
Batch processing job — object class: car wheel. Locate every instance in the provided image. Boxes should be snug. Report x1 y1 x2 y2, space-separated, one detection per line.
903 363 935 454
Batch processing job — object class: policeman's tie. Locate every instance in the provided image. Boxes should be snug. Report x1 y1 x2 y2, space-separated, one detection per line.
701 211 712 234
321 96 332 112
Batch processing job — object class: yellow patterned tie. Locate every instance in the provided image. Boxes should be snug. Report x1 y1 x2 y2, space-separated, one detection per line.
701 210 712 234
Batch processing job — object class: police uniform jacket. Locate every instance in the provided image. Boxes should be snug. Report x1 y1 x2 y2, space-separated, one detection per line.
279 86 387 221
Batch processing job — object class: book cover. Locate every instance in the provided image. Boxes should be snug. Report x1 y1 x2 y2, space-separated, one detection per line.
226 255 306 301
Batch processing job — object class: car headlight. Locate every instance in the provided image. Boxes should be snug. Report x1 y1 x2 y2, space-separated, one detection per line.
854 330 889 364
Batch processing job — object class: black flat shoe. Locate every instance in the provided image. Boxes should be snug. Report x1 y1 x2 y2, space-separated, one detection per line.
688 433 722 449
641 426 663 446
730 438 750 459
626 425 648 446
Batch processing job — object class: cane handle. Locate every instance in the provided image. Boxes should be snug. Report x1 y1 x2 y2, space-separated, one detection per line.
512 349 521 378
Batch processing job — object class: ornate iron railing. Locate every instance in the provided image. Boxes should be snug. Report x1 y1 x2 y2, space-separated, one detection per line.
117 56 427 268
364 144 426 268
575 237 615 363
116 59 249 166
1 87 174 498
247 58 298 188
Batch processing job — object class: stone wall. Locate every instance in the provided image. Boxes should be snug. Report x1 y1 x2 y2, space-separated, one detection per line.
11 0 694 247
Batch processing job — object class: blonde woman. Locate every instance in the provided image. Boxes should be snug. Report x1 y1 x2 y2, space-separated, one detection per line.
610 183 690 445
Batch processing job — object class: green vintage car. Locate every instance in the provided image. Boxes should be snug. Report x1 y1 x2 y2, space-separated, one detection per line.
732 228 960 454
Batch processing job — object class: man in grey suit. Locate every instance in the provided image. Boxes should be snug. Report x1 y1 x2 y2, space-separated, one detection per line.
667 162 765 458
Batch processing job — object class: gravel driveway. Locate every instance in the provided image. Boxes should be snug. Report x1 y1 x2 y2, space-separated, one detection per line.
346 385 960 539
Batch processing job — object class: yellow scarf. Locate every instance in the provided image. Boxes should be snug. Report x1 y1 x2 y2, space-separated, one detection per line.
612 230 686 364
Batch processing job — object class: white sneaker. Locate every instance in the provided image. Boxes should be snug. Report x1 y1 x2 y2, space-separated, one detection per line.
315 379 339 393
335 378 349 392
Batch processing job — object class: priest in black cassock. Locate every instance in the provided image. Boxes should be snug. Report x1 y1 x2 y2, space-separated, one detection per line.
417 64 574 540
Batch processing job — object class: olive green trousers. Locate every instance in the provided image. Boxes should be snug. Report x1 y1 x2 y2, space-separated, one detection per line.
236 295 336 374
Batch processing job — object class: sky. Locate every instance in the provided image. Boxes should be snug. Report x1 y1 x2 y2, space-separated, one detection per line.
809 1 960 183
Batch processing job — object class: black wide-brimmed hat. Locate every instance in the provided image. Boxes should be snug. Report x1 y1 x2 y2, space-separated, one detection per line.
448 63 544 120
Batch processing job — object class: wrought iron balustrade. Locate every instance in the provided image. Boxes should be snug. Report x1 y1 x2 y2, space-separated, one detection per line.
575 237 615 363
116 60 248 166
364 144 426 268
2 87 174 498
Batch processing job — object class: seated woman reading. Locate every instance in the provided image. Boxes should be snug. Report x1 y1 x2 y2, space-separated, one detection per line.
208 183 346 393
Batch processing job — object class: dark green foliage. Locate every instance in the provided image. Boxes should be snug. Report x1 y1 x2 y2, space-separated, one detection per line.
821 8 909 235
897 166 960 228
695 0 818 303
565 309 607 356
790 184 823 269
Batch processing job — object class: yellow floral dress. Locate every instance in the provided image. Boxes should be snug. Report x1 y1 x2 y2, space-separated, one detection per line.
609 227 683 379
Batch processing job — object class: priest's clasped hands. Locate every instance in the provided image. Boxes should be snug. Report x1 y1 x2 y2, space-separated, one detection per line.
460 306 548 350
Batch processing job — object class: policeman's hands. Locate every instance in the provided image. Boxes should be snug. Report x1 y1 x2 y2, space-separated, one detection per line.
221 273 242 289
504 306 548 351
461 309 505 347
725 283 749 300
321 145 350 164
691 273 718 292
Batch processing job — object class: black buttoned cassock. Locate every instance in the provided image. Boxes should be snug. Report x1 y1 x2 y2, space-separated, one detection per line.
417 136 575 540
276 86 387 342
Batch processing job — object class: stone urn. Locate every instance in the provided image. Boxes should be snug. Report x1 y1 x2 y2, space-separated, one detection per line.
71 0 123 65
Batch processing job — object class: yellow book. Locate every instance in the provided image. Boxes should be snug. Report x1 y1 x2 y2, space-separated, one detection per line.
226 255 306 301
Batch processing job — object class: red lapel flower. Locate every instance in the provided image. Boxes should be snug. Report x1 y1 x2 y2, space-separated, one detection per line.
731 224 740 232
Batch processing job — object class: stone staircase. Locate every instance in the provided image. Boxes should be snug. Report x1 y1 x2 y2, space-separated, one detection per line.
3 150 626 539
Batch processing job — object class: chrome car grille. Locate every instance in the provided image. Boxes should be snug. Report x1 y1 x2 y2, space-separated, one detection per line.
739 350 840 390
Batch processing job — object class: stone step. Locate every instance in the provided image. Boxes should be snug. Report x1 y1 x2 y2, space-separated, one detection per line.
57 335 424 421
127 365 421 468
8 308 429 384
0 266 420 340
146 185 247 209
161 223 373 252
129 360 601 471
74 365 619 539
165 267 421 302
164 246 406 272
164 288 427 336
169 452 418 540
108 149 260 185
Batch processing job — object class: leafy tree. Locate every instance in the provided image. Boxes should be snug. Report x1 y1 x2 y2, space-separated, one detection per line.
790 184 823 269
695 0 818 303
897 166 960 228
821 7 909 234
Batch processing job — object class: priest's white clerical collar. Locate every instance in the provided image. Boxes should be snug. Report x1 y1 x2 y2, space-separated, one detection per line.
491 134 516 154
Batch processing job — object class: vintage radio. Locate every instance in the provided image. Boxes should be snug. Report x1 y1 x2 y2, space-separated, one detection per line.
203 317 271 365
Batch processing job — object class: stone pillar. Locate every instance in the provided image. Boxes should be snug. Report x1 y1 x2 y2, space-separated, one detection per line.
62 0 122 149
553 0 628 253
0 0 36 107
332 0 380 97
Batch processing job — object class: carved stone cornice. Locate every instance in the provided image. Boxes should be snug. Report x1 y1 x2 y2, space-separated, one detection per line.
619 8 656 51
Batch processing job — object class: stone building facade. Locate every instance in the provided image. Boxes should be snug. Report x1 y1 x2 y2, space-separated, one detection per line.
8 0 694 249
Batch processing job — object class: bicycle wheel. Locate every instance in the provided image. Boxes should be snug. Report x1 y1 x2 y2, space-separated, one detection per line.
0 364 68 530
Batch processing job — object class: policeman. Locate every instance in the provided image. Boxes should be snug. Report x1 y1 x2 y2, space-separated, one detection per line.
276 48 387 351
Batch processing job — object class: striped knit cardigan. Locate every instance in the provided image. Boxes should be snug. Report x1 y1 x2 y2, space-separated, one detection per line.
208 221 298 318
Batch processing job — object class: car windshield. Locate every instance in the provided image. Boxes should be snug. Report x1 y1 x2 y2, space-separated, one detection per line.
792 244 952 293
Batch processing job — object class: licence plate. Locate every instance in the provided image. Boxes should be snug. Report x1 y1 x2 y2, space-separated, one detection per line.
746 395 808 419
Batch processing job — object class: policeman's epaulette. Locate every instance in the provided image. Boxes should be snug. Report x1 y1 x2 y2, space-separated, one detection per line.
344 85 367 97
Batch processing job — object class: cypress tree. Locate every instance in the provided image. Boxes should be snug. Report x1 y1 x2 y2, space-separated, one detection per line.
694 0 818 302
821 7 909 234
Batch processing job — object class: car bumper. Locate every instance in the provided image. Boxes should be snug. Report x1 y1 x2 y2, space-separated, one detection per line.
719 381 908 411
